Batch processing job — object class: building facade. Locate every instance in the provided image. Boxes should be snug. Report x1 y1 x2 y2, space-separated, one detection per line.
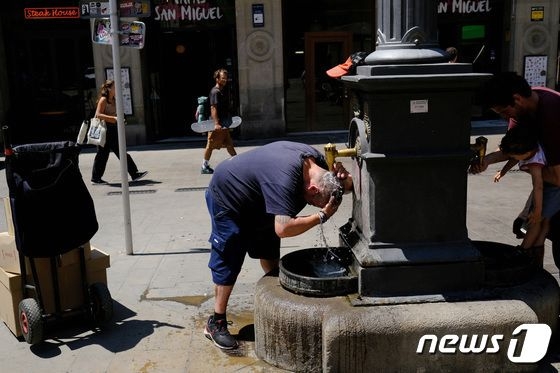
0 0 558 145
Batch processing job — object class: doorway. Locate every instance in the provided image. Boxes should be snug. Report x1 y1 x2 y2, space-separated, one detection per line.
282 0 373 134
285 31 352 133
153 27 238 139
304 31 352 132
4 27 93 144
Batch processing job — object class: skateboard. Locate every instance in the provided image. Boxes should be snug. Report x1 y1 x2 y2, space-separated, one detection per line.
190 116 242 133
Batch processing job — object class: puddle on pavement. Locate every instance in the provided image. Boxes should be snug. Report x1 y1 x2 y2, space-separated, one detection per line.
141 292 289 370
141 289 212 307
139 361 156 373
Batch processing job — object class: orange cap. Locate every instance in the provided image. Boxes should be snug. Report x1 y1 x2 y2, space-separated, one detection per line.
326 57 353 78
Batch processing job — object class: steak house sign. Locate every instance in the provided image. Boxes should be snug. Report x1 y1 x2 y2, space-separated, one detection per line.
154 0 224 22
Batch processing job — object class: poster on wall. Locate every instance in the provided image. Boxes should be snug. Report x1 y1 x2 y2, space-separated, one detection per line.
92 18 146 49
106 67 133 115
524 55 548 87
80 0 151 18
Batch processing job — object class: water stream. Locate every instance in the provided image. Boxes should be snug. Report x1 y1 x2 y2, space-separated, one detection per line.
305 173 348 277
316 221 347 277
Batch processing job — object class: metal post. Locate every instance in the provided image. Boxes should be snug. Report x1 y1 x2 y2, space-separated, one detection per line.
109 0 134 255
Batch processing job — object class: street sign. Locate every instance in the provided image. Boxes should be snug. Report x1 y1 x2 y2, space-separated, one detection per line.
81 1 110 17
81 1 151 18
92 18 146 49
25 7 80 19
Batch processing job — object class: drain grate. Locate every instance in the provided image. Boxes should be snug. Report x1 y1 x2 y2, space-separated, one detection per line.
107 189 157 196
175 187 208 192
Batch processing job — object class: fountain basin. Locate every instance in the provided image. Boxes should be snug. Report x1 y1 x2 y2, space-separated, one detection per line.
279 247 358 297
279 241 540 298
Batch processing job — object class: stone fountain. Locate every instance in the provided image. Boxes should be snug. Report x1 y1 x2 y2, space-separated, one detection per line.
254 2 559 372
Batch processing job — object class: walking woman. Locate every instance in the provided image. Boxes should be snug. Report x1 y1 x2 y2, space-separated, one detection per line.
91 79 147 184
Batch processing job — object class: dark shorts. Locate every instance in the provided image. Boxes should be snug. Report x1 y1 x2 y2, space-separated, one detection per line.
205 189 280 286
542 184 560 218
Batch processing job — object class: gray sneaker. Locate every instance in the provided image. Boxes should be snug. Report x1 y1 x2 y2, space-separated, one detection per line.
201 165 214 174
204 316 238 350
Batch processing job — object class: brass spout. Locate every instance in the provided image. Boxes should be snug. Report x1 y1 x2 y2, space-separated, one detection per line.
470 136 488 166
324 143 357 171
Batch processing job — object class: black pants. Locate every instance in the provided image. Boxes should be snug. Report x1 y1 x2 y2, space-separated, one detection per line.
91 125 138 180
550 212 560 269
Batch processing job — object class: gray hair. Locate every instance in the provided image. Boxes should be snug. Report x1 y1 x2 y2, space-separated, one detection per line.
316 171 343 206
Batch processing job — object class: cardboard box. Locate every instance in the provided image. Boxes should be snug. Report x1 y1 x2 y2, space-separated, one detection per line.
0 232 19 273
25 247 108 314
0 247 110 338
25 242 92 274
0 267 23 336
3 197 14 236
0 231 92 275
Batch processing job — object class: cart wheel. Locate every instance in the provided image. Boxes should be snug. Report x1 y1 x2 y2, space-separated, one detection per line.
19 298 44 345
89 283 113 324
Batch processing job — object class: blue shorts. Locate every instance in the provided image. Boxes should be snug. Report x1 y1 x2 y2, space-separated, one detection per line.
542 184 560 218
205 189 280 286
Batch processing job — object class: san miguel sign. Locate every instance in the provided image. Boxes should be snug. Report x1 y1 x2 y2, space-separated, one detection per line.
437 0 492 15
154 0 224 22
24 7 80 19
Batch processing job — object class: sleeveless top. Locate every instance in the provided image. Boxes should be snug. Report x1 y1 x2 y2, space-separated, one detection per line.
104 99 116 116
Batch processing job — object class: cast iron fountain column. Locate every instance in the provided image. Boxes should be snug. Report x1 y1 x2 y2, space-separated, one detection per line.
333 0 487 297
340 28 486 297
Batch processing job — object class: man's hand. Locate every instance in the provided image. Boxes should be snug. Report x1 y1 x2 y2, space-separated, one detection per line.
322 194 341 219
468 157 489 174
469 151 509 175
332 161 349 179
332 161 353 192
493 171 503 182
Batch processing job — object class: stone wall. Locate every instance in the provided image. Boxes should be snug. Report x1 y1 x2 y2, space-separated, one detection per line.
235 0 285 138
512 0 560 88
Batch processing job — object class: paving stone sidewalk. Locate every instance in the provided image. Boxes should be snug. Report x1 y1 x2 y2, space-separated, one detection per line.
0 130 558 372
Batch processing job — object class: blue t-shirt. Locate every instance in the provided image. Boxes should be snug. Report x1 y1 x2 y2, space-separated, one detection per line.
208 141 328 224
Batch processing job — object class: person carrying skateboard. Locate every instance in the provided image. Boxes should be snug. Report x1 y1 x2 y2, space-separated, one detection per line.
201 68 237 174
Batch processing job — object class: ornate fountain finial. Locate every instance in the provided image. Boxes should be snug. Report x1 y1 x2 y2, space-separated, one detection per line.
365 1 448 65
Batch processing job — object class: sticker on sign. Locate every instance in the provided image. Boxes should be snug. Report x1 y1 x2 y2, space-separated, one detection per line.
92 18 146 49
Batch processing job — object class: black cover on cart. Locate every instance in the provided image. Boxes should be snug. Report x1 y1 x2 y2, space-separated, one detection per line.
5 141 98 257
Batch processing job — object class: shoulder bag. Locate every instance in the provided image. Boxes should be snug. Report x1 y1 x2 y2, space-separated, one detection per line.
86 117 107 147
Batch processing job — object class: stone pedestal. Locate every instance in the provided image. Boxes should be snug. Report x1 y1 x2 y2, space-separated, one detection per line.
255 272 559 372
